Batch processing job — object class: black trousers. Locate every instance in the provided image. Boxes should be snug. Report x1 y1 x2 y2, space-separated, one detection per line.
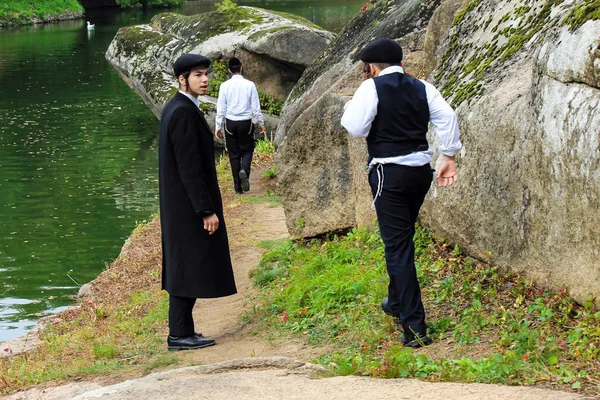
224 118 255 192
168 295 197 337
369 163 433 337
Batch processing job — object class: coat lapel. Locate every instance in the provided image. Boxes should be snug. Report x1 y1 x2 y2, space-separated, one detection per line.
174 92 211 134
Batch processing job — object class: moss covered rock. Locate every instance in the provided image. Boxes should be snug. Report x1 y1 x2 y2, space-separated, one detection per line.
105 6 334 129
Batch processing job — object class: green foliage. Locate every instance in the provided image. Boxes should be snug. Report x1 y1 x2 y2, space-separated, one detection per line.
562 0 600 31
255 138 276 155
215 0 237 12
115 0 185 8
207 59 229 98
257 91 284 116
247 225 600 394
262 167 277 179
0 0 82 26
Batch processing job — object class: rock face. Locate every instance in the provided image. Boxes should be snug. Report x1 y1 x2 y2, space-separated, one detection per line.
275 0 600 304
276 0 447 237
105 6 333 131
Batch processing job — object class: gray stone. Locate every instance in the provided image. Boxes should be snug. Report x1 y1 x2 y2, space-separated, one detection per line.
77 282 93 299
105 6 334 132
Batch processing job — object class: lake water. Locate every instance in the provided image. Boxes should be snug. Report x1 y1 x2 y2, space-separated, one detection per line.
0 0 365 342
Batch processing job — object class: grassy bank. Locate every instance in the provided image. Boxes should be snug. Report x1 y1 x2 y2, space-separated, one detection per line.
0 0 83 26
0 141 278 395
247 226 600 396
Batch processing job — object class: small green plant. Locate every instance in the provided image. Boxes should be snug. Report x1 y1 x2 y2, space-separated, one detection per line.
295 217 305 227
262 167 277 179
255 138 276 155
257 91 284 116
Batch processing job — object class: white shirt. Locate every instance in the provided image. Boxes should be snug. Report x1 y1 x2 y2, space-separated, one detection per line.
215 75 264 131
341 66 462 167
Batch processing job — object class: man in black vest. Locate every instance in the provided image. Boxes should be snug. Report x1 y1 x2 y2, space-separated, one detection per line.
341 38 462 348
159 54 237 351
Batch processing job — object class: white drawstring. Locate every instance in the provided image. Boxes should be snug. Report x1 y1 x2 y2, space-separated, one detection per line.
371 163 384 210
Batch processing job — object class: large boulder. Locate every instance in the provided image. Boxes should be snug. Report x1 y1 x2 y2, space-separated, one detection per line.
421 1 600 305
275 0 600 304
105 5 334 131
276 0 449 237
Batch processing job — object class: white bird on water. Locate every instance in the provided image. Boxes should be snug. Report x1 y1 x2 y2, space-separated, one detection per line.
86 21 95 30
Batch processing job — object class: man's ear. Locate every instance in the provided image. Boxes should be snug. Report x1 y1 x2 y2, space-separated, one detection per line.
369 64 377 78
178 75 186 89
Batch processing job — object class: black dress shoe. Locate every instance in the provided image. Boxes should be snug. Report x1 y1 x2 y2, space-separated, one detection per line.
167 334 216 351
402 332 432 348
381 297 401 325
239 169 250 192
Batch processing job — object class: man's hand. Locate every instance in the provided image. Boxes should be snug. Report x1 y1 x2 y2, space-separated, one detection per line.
436 155 458 188
259 125 266 135
203 213 219 235
215 129 223 141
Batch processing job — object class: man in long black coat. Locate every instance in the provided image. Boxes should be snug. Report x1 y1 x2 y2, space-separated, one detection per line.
159 54 237 351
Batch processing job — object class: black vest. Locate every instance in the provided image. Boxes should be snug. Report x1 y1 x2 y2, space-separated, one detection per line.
367 73 429 158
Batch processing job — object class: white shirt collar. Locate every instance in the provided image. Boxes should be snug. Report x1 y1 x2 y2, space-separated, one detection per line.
231 74 244 80
179 90 199 108
378 65 405 76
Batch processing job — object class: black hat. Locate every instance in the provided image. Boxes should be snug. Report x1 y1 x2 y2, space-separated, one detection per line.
173 54 211 77
359 38 403 63
228 57 242 68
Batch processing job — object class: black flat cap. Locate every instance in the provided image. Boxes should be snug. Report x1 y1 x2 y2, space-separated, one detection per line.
228 57 242 68
173 54 211 77
360 38 403 63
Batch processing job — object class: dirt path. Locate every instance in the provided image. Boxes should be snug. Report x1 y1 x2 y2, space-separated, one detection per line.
177 171 324 365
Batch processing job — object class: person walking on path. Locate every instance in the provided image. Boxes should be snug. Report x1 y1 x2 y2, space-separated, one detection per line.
159 53 237 351
341 38 462 348
215 57 266 194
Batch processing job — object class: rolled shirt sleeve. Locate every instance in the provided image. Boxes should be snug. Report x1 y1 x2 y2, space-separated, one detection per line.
341 79 378 138
250 83 264 125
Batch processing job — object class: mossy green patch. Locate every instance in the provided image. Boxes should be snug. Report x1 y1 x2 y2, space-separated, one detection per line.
151 6 263 44
562 0 600 31
259 8 324 31
453 0 483 26
437 0 566 107
116 26 162 58
247 25 294 43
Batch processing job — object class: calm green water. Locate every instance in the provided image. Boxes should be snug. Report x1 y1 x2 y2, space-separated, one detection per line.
0 0 364 343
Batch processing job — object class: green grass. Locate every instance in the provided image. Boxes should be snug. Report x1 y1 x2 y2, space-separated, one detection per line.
0 0 82 25
0 289 171 393
246 225 600 395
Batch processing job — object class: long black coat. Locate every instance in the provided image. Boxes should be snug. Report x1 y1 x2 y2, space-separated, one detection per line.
159 92 237 298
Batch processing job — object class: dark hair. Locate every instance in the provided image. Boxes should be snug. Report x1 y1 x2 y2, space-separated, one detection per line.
179 70 191 89
229 64 242 74
362 61 397 78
